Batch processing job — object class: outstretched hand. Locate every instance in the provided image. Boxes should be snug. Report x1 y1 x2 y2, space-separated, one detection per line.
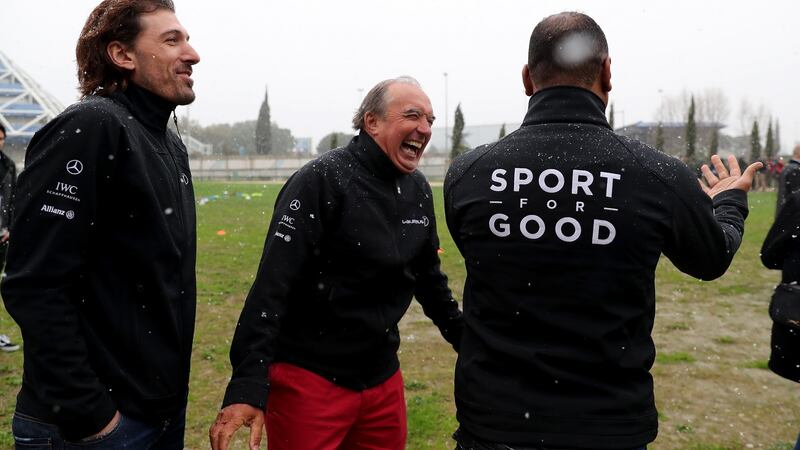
699 154 762 198
209 403 265 450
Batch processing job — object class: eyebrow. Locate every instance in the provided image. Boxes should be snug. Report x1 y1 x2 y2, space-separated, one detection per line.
404 108 435 121
160 29 189 40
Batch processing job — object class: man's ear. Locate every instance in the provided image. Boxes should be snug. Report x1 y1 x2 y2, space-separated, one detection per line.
522 64 535 96
600 57 612 93
107 41 135 71
363 112 378 136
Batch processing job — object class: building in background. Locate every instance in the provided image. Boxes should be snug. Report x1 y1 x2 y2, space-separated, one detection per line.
0 50 63 159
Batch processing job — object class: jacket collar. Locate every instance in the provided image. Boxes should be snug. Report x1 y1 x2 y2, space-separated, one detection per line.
521 86 611 130
348 132 404 179
110 83 176 133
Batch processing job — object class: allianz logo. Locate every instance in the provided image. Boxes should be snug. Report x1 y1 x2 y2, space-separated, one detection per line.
41 204 75 220
401 216 430 227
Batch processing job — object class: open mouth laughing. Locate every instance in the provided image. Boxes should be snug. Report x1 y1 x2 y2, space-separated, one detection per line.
401 139 424 158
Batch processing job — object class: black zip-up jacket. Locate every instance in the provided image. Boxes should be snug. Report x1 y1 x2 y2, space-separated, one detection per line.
0 149 16 231
1 84 196 440
444 87 749 448
761 192 800 382
223 133 462 409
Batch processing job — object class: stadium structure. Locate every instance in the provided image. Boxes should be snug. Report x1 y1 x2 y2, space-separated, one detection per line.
0 50 63 149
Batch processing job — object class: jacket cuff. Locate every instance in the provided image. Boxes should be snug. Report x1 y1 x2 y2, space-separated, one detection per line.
58 394 116 441
712 189 747 209
222 378 269 410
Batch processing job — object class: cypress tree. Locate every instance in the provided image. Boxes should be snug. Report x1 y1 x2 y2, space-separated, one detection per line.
685 96 696 161
450 103 465 160
255 87 272 155
749 120 761 163
499 123 506 139
764 120 775 159
608 103 615 129
709 128 719 157
655 122 665 152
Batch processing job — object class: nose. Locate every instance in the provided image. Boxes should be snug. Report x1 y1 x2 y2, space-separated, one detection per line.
417 118 432 136
183 42 201 65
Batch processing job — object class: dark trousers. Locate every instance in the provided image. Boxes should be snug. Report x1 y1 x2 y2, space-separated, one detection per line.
453 427 647 450
11 409 185 449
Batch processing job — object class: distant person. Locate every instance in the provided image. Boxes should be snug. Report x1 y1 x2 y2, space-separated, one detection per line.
209 76 463 450
444 12 761 449
1 0 199 447
776 145 800 216
761 147 800 450
0 123 19 353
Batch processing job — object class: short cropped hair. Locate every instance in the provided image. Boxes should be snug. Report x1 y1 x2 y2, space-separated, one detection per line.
528 12 608 88
352 76 421 131
76 0 175 98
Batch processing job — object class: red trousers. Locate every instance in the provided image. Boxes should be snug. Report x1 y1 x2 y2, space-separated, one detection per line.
265 362 407 450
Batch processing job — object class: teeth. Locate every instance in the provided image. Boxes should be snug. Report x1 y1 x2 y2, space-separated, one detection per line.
403 140 422 149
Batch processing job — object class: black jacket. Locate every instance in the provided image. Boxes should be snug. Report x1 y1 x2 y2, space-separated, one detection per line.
444 87 749 448
776 159 800 216
761 192 800 382
1 84 196 440
223 133 462 409
0 149 16 231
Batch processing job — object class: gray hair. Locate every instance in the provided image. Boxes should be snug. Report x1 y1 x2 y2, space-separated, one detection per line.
352 76 421 131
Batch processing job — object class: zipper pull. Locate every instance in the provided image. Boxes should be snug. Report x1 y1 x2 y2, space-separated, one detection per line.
396 181 401 195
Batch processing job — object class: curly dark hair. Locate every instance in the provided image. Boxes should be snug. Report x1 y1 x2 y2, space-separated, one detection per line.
76 0 175 98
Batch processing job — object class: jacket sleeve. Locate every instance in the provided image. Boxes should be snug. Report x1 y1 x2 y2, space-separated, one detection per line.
222 164 336 409
411 182 463 351
662 167 749 281
0 108 119 439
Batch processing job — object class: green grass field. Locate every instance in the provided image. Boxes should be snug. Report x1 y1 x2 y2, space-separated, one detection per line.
0 183 797 449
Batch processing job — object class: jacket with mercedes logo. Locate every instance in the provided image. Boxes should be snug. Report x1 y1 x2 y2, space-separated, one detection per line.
1 83 196 440
222 132 463 409
444 87 749 448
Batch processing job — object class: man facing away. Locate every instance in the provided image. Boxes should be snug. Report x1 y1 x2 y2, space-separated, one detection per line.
444 12 760 450
0 123 19 352
776 144 800 216
761 143 800 450
210 76 463 450
1 0 199 447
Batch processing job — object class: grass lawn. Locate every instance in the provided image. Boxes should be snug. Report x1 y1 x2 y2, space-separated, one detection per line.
0 183 797 449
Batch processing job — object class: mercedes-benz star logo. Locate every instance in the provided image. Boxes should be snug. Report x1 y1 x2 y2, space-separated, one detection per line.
66 160 83 175
289 199 301 211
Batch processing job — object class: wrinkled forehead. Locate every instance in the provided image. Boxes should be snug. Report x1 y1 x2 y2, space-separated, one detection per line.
387 83 433 114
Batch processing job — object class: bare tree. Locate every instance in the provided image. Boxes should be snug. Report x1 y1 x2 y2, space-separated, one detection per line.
695 88 730 126
657 88 729 126
655 89 691 123
737 98 770 137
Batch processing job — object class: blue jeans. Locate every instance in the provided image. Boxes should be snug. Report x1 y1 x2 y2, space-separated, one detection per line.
11 410 185 449
794 432 800 450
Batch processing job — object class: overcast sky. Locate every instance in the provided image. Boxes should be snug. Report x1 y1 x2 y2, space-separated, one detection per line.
2 0 798 151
